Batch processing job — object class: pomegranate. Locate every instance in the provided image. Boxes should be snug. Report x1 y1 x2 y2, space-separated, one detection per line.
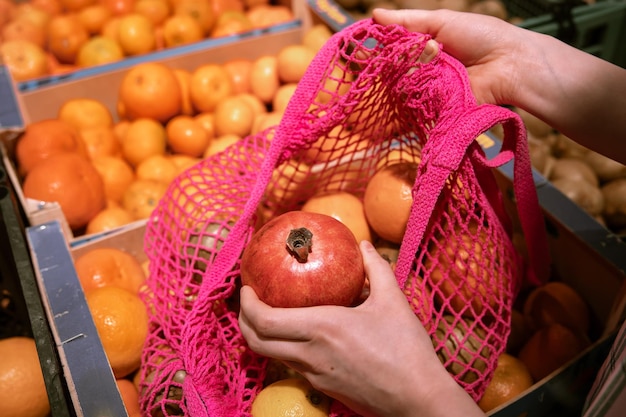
240 211 366 308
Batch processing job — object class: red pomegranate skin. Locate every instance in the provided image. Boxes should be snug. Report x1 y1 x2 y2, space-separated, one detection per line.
240 211 366 308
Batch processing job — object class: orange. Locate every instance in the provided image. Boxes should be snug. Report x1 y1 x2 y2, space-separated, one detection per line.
518 323 590 381
209 0 244 15
0 0 16 29
78 4 112 34
122 178 168 219
165 115 211 157
101 0 137 16
301 191 372 243
221 58 252 94
74 246 146 293
46 13 90 64
59 0 96 12
0 40 48 82
12 4 51 29
272 83 297 114
22 152 106 231
86 206 135 234
121 117 168 167
522 281 590 336
189 63 233 113
363 162 418 244
162 14 204 48
316 65 353 105
118 62 182 122
85 286 149 378
91 155 136 203
237 93 267 119
113 119 131 142
76 35 125 67
1 18 46 48
133 0 170 26
194 112 216 139
30 0 63 15
79 125 121 160
173 68 195 116
135 153 178 184
209 10 252 38
246 4 294 29
173 0 215 35
15 118 86 176
0 337 50 417
116 13 156 56
58 97 114 130
116 378 142 417
477 353 534 412
276 44 315 84
100 15 122 41
203 133 240 158
302 23 333 53
213 95 255 137
249 55 279 104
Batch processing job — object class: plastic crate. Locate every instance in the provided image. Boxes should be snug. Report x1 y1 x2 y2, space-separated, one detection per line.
505 0 626 67
0 153 75 417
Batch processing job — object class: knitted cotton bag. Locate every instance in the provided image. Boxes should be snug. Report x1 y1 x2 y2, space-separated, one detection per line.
138 19 550 417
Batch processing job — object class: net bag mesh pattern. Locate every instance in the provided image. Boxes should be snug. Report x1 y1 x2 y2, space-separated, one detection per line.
138 19 550 417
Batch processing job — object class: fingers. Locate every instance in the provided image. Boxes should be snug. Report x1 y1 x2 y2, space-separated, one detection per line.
372 8 445 36
359 240 402 296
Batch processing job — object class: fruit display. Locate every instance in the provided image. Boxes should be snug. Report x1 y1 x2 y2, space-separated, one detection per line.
0 0 295 82
10 21 335 238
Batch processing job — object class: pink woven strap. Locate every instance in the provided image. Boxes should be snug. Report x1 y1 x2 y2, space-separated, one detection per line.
395 103 550 288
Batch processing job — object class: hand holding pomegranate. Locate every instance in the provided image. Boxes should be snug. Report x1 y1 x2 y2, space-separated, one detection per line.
239 240 485 417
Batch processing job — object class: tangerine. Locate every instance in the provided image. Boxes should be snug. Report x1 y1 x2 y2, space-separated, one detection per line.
162 14 204 48
0 337 50 417
189 63 233 113
122 178 168 220
79 125 121 159
1 18 46 48
276 44 315 83
213 95 255 137
58 97 114 130
174 0 215 35
477 353 534 412
116 378 142 417
301 191 372 243
165 115 211 157
518 323 590 381
86 286 148 378
0 39 48 81
77 4 112 35
91 155 136 203
133 0 170 26
15 118 85 176
118 62 182 122
121 117 168 167
76 35 124 67
221 58 252 94
22 152 106 230
74 246 146 293
117 13 156 56
85 206 135 234
363 162 418 244
173 68 195 116
135 153 178 184
46 13 89 64
251 378 330 417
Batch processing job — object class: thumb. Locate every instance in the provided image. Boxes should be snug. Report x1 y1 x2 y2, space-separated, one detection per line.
359 240 402 296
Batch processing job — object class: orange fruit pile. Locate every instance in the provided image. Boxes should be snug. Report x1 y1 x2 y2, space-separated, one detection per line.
0 0 296 81
15 23 335 238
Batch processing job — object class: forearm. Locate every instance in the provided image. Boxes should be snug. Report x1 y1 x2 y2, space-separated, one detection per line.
509 30 626 164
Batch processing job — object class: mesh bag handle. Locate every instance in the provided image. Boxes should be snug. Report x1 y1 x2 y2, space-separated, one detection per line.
395 103 551 289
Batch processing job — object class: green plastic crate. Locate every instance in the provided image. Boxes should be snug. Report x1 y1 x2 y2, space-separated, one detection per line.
513 1 626 67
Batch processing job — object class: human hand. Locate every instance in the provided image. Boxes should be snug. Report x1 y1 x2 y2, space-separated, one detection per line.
372 8 529 106
239 240 484 417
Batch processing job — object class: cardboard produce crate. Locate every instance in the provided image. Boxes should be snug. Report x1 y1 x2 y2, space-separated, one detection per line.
25 132 626 417
2 0 355 246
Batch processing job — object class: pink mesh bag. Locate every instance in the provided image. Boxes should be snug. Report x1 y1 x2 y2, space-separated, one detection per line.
138 19 550 417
